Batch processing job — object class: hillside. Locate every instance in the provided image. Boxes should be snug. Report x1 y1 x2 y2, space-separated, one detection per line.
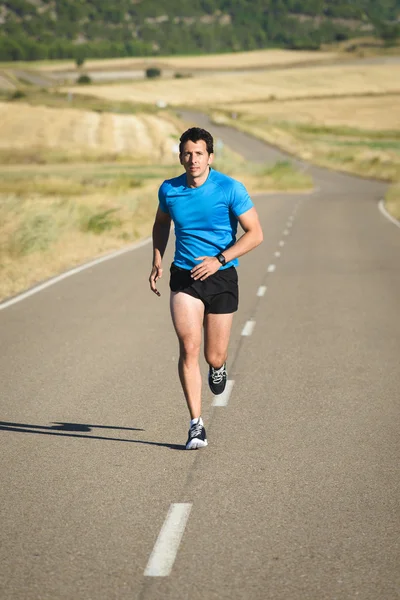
1 0 399 61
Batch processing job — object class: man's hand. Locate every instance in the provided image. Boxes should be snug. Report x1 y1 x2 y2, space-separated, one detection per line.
149 264 162 296
191 256 221 281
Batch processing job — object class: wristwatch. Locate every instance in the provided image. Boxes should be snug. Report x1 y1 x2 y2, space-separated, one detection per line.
216 253 226 266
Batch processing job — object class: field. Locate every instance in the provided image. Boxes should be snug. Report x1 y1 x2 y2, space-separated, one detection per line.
0 101 182 163
31 49 339 73
66 63 400 106
228 96 400 131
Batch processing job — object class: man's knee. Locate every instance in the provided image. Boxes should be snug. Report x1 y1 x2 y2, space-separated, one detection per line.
204 349 227 368
180 338 201 360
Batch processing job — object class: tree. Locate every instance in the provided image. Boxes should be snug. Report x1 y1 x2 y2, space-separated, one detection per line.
379 23 400 46
75 55 85 67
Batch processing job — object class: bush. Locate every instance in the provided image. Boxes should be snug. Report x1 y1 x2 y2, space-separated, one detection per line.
174 72 192 79
145 67 161 79
75 56 85 68
77 74 91 85
80 208 121 234
10 89 26 100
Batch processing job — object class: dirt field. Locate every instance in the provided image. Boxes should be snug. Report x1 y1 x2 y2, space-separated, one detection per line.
35 49 338 73
0 102 181 161
65 63 400 107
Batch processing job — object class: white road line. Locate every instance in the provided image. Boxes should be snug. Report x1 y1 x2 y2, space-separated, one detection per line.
213 379 235 407
241 320 256 336
274 251 281 258
283 229 290 235
144 503 192 577
0 237 152 311
379 199 400 229
267 264 276 273
279 241 285 247
257 286 267 297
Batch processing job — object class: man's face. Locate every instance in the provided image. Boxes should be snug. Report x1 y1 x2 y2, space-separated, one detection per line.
180 139 214 180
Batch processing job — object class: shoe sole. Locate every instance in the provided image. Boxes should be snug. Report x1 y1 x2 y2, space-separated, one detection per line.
208 382 227 396
186 439 208 450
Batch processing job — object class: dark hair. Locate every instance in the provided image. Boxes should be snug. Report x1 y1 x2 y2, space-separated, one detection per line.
179 127 214 155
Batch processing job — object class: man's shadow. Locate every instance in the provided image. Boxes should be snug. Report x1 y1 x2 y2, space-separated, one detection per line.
0 421 185 450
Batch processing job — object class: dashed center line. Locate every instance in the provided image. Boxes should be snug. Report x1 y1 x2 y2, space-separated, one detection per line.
283 229 290 235
267 264 276 273
257 286 267 297
144 503 192 577
274 251 281 258
279 241 285 247
242 320 256 336
213 379 235 407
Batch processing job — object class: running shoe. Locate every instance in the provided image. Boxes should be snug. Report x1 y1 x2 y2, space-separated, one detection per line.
208 363 227 395
185 419 208 450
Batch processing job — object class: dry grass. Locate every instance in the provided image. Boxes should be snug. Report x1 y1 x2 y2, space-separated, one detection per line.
0 102 181 163
65 63 400 106
0 176 163 301
35 49 338 73
228 95 400 131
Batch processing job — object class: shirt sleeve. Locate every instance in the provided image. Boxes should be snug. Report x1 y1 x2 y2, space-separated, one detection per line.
229 181 254 217
158 182 169 214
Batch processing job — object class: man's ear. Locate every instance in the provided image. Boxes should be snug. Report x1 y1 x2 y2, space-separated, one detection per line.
208 152 215 165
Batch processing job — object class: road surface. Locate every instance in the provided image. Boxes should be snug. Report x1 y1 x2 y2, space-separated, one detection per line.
1 114 399 600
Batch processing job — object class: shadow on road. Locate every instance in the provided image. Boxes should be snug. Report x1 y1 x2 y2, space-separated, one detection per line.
0 421 185 450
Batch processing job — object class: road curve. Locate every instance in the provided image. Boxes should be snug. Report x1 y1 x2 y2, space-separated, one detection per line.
0 115 399 600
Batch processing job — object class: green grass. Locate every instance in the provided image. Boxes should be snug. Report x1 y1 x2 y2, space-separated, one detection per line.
385 183 400 220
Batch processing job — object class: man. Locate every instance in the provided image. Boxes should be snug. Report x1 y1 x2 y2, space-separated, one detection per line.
149 127 263 450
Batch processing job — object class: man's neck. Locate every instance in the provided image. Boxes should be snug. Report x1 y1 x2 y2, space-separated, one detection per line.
187 167 210 189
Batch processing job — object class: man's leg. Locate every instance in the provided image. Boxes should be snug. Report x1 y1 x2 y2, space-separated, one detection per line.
204 312 234 369
170 291 205 419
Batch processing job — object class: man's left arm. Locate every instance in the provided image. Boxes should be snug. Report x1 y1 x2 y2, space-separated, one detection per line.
191 207 263 281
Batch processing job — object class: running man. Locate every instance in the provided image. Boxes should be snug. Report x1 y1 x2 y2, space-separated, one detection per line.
149 127 263 449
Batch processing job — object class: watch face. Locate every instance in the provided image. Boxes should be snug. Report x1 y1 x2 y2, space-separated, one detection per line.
218 253 225 265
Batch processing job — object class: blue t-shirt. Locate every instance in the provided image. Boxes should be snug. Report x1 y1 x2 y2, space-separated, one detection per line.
158 168 253 270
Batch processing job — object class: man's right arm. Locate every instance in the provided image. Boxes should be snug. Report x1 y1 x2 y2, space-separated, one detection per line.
149 207 172 296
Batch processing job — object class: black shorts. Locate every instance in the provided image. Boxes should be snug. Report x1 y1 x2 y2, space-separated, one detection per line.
169 263 239 314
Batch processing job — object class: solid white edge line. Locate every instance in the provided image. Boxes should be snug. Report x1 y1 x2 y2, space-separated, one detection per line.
267 264 276 273
0 237 152 311
257 286 267 297
144 503 192 577
241 320 256 336
213 379 235 407
379 199 400 229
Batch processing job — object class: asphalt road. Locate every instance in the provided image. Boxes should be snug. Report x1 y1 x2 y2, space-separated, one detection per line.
1 115 399 600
